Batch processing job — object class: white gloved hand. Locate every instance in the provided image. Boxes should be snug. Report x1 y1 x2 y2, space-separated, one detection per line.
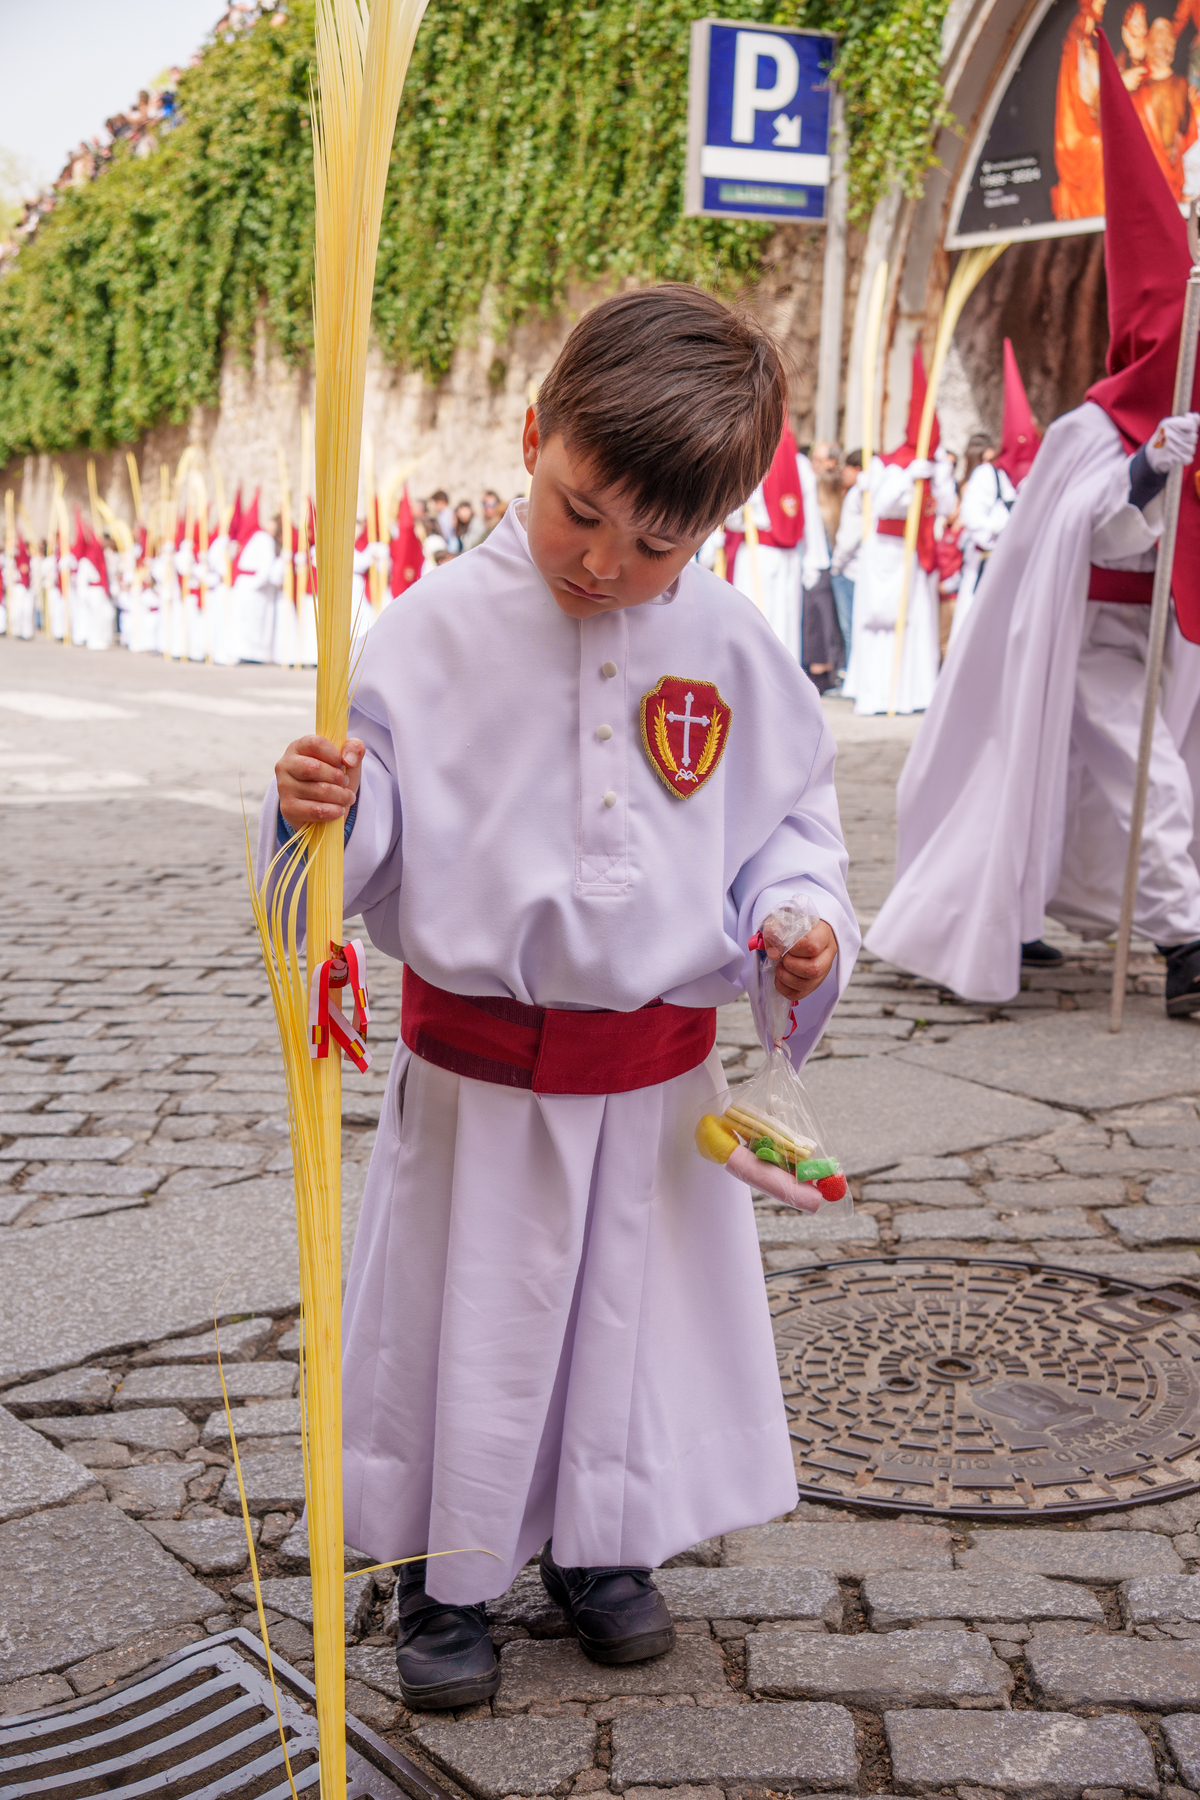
1146 412 1200 473
907 458 935 481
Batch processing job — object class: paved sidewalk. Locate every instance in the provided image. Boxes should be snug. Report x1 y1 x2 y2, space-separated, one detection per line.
0 640 1198 1798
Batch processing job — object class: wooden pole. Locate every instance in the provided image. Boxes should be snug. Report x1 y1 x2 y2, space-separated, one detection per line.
860 260 888 544
1109 211 1200 1031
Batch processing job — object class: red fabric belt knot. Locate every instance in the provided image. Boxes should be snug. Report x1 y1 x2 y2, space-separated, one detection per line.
1087 565 1155 605
876 518 908 538
400 966 716 1095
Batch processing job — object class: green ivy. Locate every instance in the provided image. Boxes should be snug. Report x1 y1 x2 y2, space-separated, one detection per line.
0 0 949 465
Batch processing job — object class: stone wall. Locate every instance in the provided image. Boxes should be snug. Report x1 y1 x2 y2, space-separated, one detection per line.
1 221 863 541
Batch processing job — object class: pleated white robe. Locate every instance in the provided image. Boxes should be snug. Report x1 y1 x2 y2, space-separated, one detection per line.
842 455 955 716
866 403 1200 1001
259 502 858 1603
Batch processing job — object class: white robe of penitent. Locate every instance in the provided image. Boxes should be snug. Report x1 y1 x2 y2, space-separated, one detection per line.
729 453 827 660
204 538 238 666
865 402 1200 1001
77 554 115 651
232 529 278 664
3 557 33 639
843 452 955 716
258 501 859 1604
947 461 1016 654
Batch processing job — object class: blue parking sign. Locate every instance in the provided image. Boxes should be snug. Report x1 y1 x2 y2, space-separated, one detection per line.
684 19 837 223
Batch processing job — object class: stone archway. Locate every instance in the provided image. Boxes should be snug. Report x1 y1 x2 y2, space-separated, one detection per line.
952 230 1109 441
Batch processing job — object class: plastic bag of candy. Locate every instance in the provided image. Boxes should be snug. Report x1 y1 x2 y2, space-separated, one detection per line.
695 891 851 1217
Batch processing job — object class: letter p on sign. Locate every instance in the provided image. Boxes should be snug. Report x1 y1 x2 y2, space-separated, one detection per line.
732 32 800 142
684 19 836 224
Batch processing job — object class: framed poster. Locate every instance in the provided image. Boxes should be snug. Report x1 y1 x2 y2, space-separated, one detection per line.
947 0 1200 247
684 19 838 224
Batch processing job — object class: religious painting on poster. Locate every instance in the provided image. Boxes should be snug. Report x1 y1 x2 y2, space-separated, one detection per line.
947 0 1200 247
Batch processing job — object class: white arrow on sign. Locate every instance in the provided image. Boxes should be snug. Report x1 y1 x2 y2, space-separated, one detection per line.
773 113 802 148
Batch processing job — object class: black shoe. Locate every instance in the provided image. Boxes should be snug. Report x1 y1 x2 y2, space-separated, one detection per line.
393 1559 499 1710
538 1541 675 1665
1162 939 1200 1018
1021 939 1065 968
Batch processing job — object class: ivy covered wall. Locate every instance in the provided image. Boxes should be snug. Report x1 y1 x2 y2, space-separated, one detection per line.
0 0 950 467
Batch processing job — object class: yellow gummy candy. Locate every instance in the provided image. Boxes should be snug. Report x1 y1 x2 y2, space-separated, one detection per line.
695 1113 740 1164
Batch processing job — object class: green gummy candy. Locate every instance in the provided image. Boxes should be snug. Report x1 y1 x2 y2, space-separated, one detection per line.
795 1157 837 1181
751 1136 788 1169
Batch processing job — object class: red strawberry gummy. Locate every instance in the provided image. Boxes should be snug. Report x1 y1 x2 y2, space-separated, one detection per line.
816 1173 847 1202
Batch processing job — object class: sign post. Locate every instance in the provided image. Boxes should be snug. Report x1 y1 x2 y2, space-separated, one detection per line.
685 19 844 436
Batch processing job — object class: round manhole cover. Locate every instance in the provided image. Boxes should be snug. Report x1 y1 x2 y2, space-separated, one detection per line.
768 1256 1200 1517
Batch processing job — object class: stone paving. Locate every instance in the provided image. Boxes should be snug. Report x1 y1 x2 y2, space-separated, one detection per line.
1 639 1200 1797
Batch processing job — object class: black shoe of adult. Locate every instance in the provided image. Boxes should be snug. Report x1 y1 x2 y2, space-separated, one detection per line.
1162 938 1200 1018
538 1541 675 1665
1021 939 1065 968
393 1559 499 1710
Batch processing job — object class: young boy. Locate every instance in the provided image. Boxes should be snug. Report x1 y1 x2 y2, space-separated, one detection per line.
265 286 858 1710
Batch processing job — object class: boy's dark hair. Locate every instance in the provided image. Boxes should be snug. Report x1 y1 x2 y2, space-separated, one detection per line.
536 286 788 537
844 448 863 470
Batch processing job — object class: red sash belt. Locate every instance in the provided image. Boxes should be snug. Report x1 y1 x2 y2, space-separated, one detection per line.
400 966 716 1096
876 518 907 538
1088 565 1154 605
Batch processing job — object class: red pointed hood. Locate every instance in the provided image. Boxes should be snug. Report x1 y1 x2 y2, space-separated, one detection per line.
1086 30 1200 641
174 513 186 551
883 346 941 467
996 340 1042 486
71 507 87 562
238 489 260 546
391 487 424 597
229 486 243 544
760 426 805 547
881 347 941 572
1087 32 1196 443
86 525 110 594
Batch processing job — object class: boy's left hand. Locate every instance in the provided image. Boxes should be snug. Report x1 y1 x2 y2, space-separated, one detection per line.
769 920 839 1003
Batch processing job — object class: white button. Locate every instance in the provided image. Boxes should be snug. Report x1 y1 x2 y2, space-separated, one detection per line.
596 724 613 741
601 661 618 677
603 791 618 808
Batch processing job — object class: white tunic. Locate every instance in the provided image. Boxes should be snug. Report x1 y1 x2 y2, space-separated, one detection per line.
866 403 1200 1001
842 453 956 716
77 555 114 651
232 529 278 664
258 502 859 1603
3 559 33 640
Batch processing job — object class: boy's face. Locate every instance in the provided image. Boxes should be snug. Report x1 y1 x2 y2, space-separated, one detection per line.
522 410 709 618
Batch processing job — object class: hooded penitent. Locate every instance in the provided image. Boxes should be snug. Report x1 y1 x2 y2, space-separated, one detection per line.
391 488 423 597
879 347 941 573
721 426 805 577
995 340 1041 488
233 488 261 579
760 426 805 546
1086 29 1200 640
861 26 1200 999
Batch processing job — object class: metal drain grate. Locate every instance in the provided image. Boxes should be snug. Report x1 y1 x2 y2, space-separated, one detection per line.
0 1629 452 1800
768 1256 1200 1517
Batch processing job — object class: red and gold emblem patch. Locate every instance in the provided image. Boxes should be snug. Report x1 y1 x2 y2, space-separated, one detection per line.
639 676 732 799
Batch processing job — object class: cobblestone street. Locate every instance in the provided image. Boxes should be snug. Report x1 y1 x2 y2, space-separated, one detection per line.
2 636 1200 1797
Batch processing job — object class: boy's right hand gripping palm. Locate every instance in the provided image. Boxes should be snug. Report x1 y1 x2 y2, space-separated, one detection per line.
277 735 365 828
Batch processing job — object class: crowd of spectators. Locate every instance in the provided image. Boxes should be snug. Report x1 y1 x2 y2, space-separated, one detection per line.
1 4 289 269
411 489 510 567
